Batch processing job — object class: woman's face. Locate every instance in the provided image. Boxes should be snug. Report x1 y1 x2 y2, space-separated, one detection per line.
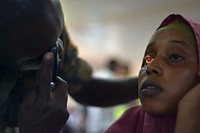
138 29 199 116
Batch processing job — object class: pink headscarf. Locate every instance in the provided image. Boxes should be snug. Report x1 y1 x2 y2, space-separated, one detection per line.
157 14 200 69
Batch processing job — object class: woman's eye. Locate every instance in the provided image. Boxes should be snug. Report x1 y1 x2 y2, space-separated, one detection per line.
145 55 154 64
169 54 184 62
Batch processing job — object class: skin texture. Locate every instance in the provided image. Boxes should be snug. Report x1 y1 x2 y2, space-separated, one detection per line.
138 29 199 116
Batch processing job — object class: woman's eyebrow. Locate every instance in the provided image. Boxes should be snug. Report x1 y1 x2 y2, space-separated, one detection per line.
146 39 190 51
169 40 190 48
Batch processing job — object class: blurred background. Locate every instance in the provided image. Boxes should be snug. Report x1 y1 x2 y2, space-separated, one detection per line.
59 0 200 133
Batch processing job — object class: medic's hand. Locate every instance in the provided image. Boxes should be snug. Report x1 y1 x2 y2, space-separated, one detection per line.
19 52 69 133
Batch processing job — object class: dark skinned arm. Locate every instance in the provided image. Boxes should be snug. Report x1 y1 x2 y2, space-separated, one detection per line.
69 77 138 107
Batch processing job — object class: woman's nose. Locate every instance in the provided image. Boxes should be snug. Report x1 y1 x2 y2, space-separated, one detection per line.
146 57 162 76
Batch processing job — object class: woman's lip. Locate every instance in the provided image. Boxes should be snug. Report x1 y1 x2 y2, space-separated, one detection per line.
141 80 163 97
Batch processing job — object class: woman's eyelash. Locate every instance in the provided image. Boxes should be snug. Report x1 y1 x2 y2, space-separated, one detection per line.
142 53 185 66
168 54 185 62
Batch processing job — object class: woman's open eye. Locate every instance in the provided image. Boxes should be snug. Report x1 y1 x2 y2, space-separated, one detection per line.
169 54 184 62
145 55 154 64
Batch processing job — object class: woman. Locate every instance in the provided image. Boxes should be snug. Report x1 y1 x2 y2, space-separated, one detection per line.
104 14 200 133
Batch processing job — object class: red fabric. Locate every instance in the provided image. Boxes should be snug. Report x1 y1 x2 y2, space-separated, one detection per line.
104 106 176 133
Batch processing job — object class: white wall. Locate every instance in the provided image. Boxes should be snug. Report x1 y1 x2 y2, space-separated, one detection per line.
61 0 200 75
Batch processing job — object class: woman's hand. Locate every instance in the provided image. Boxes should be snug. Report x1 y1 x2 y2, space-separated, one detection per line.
19 52 69 133
175 83 200 133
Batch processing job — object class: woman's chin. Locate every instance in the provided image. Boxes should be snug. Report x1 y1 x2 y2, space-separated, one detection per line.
144 107 176 117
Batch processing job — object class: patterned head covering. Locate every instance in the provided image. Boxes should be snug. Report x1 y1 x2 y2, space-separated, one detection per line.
157 14 200 69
